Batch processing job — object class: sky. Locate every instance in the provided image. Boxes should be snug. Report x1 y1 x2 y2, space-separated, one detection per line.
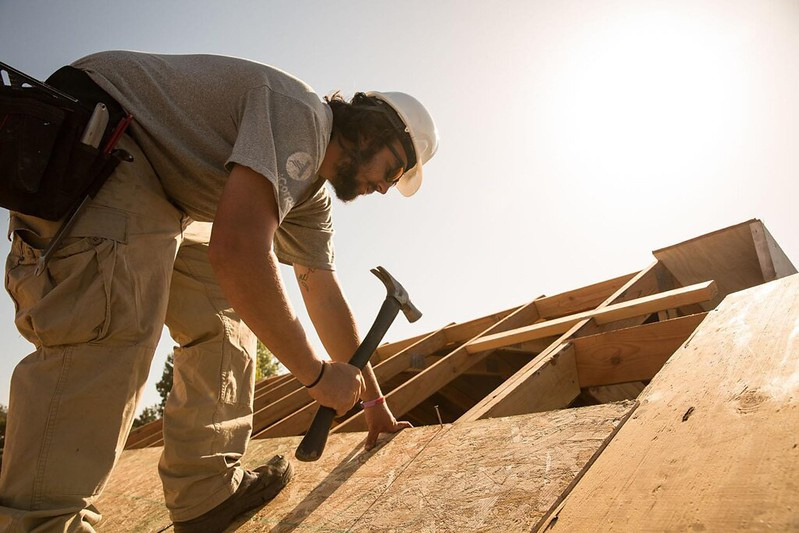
1 0 797 416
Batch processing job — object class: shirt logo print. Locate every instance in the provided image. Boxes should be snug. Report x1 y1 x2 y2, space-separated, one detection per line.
286 152 314 181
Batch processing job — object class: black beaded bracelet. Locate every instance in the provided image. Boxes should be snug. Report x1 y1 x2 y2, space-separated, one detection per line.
305 360 326 388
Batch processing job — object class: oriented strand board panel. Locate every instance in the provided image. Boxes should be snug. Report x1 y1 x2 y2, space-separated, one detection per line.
541 274 799 532
95 403 633 532
98 431 387 532
347 403 633 533
94 446 168 531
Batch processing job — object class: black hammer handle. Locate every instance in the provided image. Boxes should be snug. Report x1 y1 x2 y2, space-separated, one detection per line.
295 297 401 462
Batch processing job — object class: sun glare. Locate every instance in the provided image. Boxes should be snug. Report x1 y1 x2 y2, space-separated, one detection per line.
543 7 751 197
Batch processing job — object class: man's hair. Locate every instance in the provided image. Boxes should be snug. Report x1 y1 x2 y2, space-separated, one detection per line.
326 92 414 167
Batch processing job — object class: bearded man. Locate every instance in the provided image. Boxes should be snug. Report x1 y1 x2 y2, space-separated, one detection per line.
0 51 438 532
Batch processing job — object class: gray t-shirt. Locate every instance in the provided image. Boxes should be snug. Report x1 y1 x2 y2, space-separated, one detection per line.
73 51 335 269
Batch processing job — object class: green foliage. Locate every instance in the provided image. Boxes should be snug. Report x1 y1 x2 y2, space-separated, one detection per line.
132 351 173 427
132 405 159 429
155 352 174 416
0 404 6 451
256 341 281 380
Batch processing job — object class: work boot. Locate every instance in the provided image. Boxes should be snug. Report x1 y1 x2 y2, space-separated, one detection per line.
172 455 293 533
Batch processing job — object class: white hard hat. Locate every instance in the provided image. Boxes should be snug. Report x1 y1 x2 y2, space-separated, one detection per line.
365 91 439 197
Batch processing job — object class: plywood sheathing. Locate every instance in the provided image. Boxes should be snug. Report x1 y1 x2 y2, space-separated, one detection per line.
97 402 633 532
540 273 799 532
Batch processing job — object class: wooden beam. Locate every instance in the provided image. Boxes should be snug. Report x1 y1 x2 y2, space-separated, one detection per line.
253 401 316 439
581 382 646 404
254 372 291 393
461 343 581 419
131 431 164 449
124 419 163 449
534 272 637 319
441 308 522 345
372 328 450 383
332 298 545 433
253 376 304 413
573 261 666 338
251 387 314 435
541 273 799 531
404 347 537 379
459 262 661 423
372 270 635 362
572 313 708 388
465 280 717 354
374 307 522 362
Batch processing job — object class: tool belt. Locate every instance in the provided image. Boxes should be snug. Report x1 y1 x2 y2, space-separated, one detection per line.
0 62 133 221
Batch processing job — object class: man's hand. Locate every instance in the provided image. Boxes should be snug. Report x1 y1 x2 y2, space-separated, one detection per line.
291 266 412 449
306 361 365 416
363 402 413 451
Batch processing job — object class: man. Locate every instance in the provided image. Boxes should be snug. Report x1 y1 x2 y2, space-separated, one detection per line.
0 51 438 532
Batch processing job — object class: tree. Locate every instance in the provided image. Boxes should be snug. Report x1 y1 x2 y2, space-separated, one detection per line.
256 341 281 380
132 352 173 428
0 403 5 469
0 404 6 452
154 352 174 417
132 405 159 428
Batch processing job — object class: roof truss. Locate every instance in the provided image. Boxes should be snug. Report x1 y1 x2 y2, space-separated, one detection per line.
125 219 796 450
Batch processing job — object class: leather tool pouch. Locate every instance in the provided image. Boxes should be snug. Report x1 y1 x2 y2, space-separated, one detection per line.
0 63 131 221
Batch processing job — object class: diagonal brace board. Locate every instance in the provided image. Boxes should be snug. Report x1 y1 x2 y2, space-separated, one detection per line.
465 280 717 355
459 261 664 422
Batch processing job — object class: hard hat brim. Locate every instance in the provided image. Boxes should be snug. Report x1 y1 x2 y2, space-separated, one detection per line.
396 161 422 197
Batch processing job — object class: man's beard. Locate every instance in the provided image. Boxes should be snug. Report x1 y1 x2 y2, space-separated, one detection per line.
328 155 361 203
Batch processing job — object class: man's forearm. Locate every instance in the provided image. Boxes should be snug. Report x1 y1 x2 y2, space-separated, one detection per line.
295 265 384 400
210 164 365 414
211 244 323 386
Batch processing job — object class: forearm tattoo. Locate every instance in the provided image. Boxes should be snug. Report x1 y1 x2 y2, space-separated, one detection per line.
297 268 316 293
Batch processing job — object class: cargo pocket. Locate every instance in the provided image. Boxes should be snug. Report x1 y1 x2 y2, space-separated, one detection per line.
5 208 127 348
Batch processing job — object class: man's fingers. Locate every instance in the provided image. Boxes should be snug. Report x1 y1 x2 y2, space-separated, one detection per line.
364 420 413 451
364 428 380 451
393 420 413 432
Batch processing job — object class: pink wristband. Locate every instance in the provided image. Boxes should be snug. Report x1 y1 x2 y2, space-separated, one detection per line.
361 396 386 409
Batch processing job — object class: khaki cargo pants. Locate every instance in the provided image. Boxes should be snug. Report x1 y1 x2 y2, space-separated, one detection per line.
0 135 257 531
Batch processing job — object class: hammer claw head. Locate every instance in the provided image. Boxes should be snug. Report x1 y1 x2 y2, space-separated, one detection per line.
370 266 422 323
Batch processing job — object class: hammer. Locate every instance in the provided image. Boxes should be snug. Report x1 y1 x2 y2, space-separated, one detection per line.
295 266 421 462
